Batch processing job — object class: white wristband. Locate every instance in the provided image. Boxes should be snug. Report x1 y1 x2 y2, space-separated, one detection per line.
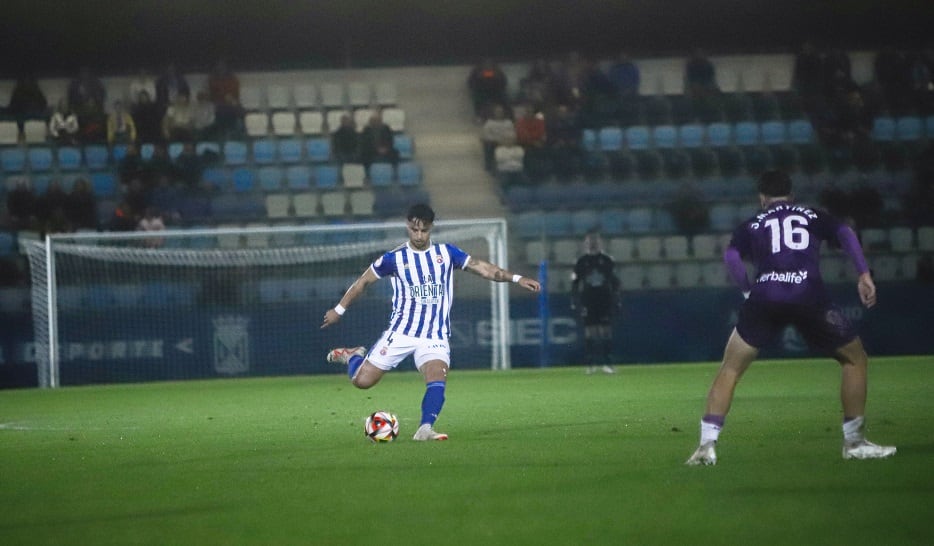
334 304 346 316
511 274 522 283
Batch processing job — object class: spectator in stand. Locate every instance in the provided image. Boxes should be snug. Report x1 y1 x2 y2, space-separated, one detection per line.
793 41 825 109
192 91 217 140
155 63 190 111
493 137 526 187
332 113 360 163
127 68 157 107
818 87 874 151
546 104 583 180
823 49 853 98
76 97 108 144
6 179 37 230
467 58 509 120
144 143 174 188
118 143 145 185
668 180 710 236
480 104 516 172
207 59 240 106
607 50 641 99
515 103 547 149
36 180 71 235
685 48 719 99
518 58 557 113
551 51 587 108
213 92 245 139
137 207 166 248
161 92 195 142
65 178 98 231
67 66 106 116
109 198 139 232
131 90 164 143
48 98 80 146
107 100 137 147
873 46 904 110
7 74 48 132
173 141 204 189
359 111 398 171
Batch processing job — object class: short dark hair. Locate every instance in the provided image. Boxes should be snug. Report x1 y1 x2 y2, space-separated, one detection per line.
406 203 435 224
757 170 792 197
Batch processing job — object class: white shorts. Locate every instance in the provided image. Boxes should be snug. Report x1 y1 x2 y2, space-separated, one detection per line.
365 330 450 372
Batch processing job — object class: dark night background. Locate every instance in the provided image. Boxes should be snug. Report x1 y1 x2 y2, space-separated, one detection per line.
1 1 932 77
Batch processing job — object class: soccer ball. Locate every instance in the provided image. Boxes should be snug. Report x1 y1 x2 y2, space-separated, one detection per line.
364 411 399 443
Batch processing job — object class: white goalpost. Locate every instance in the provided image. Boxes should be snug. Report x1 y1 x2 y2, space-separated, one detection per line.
24 219 512 388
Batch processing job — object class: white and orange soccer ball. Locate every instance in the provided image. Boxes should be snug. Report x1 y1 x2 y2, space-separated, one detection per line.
364 411 399 443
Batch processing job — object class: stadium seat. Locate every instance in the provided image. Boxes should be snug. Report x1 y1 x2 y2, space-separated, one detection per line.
239 86 264 111
1 148 26 173
111 143 130 162
382 108 406 132
760 121 786 145
298 110 325 135
292 192 319 217
700 261 729 287
0 121 19 145
652 125 678 149
524 240 548 266
598 126 624 151
895 116 923 141
551 238 579 265
624 126 650 150
888 227 914 252
581 129 598 152
22 119 47 144
223 141 248 165
607 237 634 262
674 262 702 288
244 112 270 137
319 83 345 109
84 144 110 169
570 209 600 235
27 147 53 172
257 166 284 192
293 84 318 109
706 122 731 147
306 137 331 162
393 134 414 160
271 111 297 136
341 163 366 188
285 165 312 190
349 189 376 216
644 263 673 289
314 165 340 189
710 203 738 231
251 138 277 164
57 146 83 170
787 119 814 144
202 167 229 191
635 236 663 260
374 81 398 106
598 209 626 236
277 138 303 163
90 172 117 197
369 162 394 187
619 264 645 290
734 121 760 146
353 108 375 131
515 211 546 239
231 168 256 193
244 222 272 248
397 161 422 186
320 191 346 216
678 124 704 148
662 235 690 260
347 82 372 107
266 85 291 110
871 117 896 141
167 141 184 160
917 226 934 251
627 207 653 233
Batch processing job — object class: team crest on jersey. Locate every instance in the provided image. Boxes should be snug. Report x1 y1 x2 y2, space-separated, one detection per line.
436 256 444 263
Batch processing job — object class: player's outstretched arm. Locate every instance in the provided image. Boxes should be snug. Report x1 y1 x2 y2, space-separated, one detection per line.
465 257 541 292
321 267 379 328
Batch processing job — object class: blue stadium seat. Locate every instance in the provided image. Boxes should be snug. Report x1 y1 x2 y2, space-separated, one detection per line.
57 146 84 170
734 121 760 146
895 116 922 141
277 138 303 163
0 231 15 257
652 125 678 149
252 138 277 164
90 172 117 198
257 166 284 192
111 143 129 163
140 143 155 160
167 142 185 161
760 121 786 145
1 148 27 173
314 165 340 189
27 147 54 172
202 167 229 191
871 117 896 141
231 168 256 192
570 209 600 235
515 211 545 239
624 126 650 150
706 122 731 147
627 207 653 233
223 141 248 165
369 162 395 187
598 126 624 151
285 165 312 190
678 124 704 148
542 211 573 237
598 209 626 236
396 161 421 186
393 134 414 160
926 115 934 139
581 129 598 152
305 137 331 163
84 144 110 170
787 119 814 144
196 141 221 157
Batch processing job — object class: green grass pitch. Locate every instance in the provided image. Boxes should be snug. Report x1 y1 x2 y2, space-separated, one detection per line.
1 356 932 545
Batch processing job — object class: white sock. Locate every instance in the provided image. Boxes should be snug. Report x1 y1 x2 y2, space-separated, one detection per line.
700 420 721 445
843 416 865 444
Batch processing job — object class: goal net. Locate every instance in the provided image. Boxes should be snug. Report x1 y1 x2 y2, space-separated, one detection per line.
24 219 511 388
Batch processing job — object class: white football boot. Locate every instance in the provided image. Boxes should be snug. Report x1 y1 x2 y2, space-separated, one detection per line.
685 441 718 466
326 346 366 365
413 423 448 441
842 440 896 460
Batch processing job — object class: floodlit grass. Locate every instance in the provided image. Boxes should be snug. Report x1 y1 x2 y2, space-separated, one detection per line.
1 356 932 545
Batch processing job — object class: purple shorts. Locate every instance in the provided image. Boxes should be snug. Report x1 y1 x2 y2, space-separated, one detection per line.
735 299 858 353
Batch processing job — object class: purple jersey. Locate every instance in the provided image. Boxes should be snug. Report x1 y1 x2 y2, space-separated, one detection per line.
370 241 470 340
729 201 843 305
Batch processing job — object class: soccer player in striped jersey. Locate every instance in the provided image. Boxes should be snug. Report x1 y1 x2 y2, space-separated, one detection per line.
321 203 541 441
686 170 896 465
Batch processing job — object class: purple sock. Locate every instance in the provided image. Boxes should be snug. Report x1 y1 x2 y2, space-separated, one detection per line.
702 414 725 428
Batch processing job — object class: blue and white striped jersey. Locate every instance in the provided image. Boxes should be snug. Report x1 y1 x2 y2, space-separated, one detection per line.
370 241 470 339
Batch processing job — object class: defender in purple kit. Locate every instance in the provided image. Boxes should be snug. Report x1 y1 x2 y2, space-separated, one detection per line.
687 170 896 465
